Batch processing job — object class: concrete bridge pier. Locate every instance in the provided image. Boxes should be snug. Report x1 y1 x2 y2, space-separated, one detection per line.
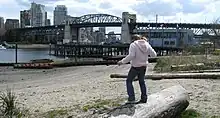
121 12 136 43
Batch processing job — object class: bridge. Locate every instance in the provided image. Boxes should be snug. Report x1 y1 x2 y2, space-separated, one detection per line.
5 12 220 46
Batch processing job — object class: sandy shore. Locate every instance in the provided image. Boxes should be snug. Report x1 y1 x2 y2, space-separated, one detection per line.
0 64 219 117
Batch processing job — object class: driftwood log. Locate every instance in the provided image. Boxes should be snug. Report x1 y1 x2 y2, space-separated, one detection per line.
170 63 205 71
108 85 189 118
177 69 220 73
110 72 220 80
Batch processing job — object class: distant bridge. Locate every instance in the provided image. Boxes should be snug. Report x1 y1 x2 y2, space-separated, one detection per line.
5 13 220 45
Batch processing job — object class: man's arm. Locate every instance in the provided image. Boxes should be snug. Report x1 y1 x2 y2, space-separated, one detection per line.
147 43 157 57
120 43 136 64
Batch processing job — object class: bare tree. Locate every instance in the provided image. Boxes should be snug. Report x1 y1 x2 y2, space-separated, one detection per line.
211 18 220 50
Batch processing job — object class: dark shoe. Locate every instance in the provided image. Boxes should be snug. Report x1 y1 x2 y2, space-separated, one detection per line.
137 99 147 103
125 100 136 104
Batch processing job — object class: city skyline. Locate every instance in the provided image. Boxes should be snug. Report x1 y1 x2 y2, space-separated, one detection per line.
0 0 220 25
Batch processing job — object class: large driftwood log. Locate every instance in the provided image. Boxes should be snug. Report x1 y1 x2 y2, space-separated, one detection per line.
108 85 189 118
177 69 220 73
171 63 205 71
110 72 220 80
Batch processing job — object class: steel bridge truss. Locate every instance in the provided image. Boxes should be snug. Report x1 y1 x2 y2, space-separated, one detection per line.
71 14 123 24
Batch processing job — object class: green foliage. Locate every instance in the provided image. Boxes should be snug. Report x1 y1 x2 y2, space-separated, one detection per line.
212 49 220 55
180 109 201 118
46 109 68 118
180 109 220 118
82 99 122 112
184 45 206 55
154 55 220 72
0 89 27 118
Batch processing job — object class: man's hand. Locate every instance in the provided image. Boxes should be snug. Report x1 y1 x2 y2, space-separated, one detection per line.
117 60 123 66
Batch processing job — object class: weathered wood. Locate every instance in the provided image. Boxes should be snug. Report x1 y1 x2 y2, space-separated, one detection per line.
110 72 220 80
108 85 189 118
171 63 205 71
177 69 220 73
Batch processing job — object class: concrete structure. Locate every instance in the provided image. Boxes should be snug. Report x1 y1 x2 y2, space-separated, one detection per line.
121 12 136 43
0 17 4 28
30 2 47 27
54 5 67 25
5 19 19 30
108 31 117 42
20 10 31 28
46 19 51 26
134 28 195 48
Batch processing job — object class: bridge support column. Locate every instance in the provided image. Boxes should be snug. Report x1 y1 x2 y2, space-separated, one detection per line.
121 12 136 43
63 21 71 44
69 27 79 43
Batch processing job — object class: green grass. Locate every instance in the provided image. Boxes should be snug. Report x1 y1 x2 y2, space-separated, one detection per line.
154 55 220 72
180 109 220 118
82 98 123 112
46 109 68 118
180 109 201 118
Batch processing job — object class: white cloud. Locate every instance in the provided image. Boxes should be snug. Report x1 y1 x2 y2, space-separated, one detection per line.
1 0 220 31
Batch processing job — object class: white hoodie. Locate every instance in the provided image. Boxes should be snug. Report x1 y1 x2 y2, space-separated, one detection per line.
121 40 157 67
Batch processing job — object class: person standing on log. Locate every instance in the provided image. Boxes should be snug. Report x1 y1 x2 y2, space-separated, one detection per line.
117 34 157 104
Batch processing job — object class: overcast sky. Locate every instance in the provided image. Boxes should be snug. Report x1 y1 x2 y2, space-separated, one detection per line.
0 0 220 32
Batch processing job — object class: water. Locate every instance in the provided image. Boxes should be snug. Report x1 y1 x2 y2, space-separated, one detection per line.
0 49 63 63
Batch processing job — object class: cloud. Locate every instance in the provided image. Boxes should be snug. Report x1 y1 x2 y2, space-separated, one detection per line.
132 0 181 17
1 0 220 26
179 0 205 13
99 2 113 9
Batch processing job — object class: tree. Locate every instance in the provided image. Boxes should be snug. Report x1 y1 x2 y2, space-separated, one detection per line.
211 18 220 50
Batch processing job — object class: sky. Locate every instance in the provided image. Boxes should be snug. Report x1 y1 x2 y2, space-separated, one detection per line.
0 0 220 33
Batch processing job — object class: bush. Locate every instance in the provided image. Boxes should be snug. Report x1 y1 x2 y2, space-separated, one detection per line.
0 89 26 118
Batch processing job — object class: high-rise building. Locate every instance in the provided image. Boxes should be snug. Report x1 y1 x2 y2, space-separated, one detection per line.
20 10 31 28
0 17 4 28
30 2 47 27
5 19 19 30
54 5 67 25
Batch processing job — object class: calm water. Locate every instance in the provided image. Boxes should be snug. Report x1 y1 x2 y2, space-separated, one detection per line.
0 49 63 63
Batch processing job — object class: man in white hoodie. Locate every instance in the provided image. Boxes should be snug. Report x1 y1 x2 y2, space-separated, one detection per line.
118 35 157 104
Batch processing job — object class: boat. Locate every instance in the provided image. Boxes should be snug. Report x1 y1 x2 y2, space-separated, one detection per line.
0 44 6 49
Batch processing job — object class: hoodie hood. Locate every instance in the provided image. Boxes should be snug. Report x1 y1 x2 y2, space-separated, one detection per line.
134 40 148 53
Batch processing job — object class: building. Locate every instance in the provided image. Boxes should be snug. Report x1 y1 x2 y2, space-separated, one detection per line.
54 5 67 25
30 2 47 27
108 31 117 42
46 19 51 26
0 17 4 28
20 10 31 28
134 28 195 48
5 19 19 30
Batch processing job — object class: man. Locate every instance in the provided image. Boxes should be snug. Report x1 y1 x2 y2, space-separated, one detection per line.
118 34 157 104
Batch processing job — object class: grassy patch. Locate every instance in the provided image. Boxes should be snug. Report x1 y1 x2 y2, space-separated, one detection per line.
180 109 220 118
154 55 220 72
82 98 123 112
0 89 28 118
45 109 68 118
180 109 201 118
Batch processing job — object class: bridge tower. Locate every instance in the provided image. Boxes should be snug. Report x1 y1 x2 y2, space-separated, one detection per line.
121 12 136 43
63 21 71 44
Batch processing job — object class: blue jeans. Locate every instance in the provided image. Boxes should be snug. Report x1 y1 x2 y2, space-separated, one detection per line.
126 66 147 101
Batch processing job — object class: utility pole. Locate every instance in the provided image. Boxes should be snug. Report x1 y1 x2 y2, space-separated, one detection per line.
156 14 158 29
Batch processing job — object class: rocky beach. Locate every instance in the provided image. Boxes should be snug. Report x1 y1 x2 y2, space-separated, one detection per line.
0 63 219 117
